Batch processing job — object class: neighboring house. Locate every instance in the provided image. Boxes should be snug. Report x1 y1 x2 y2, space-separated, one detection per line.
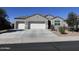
14 14 68 30
50 16 68 30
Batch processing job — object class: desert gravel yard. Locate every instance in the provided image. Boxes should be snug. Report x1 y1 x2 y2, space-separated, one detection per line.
0 29 79 44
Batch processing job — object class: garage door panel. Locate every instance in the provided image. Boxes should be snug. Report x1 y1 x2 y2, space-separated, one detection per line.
30 23 46 29
18 23 25 29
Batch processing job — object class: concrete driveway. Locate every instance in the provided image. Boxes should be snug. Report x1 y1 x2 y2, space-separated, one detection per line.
0 29 79 44
0 29 58 44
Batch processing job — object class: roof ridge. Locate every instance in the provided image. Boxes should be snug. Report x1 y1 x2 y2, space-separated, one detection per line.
15 14 63 20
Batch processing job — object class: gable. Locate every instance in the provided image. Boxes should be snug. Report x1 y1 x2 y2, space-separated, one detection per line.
25 15 48 21
51 17 64 25
53 18 63 21
51 17 64 24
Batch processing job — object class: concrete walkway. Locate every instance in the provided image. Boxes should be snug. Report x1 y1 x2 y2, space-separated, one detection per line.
0 29 79 44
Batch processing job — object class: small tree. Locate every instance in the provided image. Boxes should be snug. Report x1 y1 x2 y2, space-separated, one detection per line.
59 27 66 34
66 12 77 31
0 8 11 30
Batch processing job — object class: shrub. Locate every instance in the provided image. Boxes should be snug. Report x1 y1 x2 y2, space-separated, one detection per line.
59 27 66 34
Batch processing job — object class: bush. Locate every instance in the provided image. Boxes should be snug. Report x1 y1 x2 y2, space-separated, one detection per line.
59 27 66 34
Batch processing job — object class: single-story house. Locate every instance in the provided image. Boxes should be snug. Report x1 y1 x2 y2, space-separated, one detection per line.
14 14 68 30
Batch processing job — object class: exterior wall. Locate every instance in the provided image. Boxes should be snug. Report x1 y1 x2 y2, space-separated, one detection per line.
24 15 48 29
14 15 48 29
14 15 68 30
51 18 68 30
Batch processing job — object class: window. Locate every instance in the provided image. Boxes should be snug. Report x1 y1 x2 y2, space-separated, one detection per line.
55 23 60 25
55 20 60 22
54 20 60 25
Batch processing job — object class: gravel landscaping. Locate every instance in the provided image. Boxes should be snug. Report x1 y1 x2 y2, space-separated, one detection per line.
52 30 79 36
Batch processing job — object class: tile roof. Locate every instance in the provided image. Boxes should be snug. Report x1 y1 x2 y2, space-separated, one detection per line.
14 14 64 20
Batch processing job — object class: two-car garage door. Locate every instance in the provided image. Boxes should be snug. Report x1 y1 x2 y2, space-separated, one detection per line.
30 23 46 29
18 23 46 29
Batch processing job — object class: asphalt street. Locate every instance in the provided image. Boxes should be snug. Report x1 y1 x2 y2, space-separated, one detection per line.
0 41 79 51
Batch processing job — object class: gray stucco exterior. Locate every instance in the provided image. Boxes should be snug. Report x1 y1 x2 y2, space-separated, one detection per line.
14 14 68 30
14 14 48 29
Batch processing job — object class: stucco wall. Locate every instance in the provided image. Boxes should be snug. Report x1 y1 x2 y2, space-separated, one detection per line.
24 15 48 29
14 15 48 29
51 17 68 29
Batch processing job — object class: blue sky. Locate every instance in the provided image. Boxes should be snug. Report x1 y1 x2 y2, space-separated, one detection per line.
2 7 79 22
